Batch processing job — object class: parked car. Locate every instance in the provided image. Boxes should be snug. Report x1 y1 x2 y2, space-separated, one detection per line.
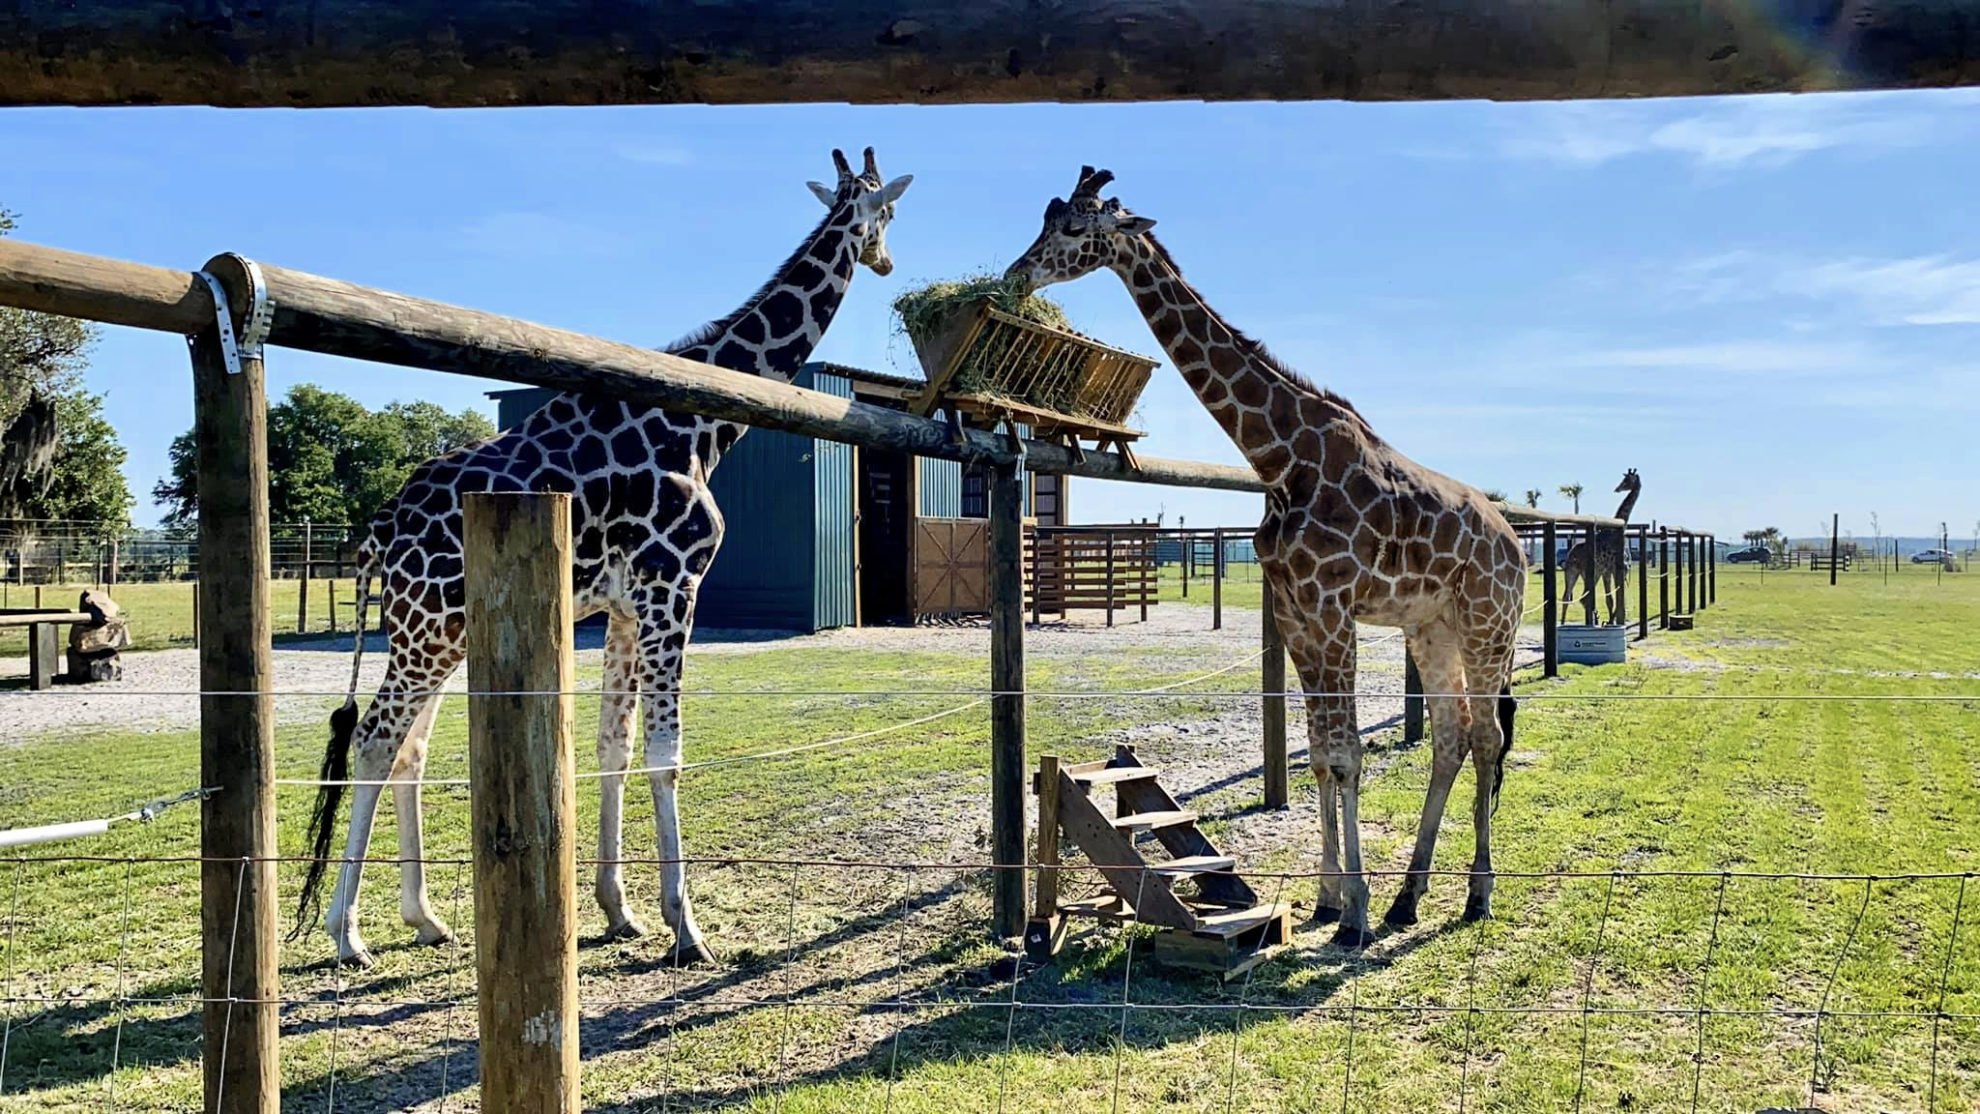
1911 548 1954 565
1724 545 1771 565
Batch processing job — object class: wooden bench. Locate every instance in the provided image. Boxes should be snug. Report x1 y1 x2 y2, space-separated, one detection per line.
0 610 89 690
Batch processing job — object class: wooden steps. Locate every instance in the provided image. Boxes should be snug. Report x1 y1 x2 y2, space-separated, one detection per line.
1025 744 1294 980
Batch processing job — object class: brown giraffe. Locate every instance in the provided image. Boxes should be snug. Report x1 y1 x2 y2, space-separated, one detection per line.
292 148 912 967
1562 467 1641 624
1004 168 1527 944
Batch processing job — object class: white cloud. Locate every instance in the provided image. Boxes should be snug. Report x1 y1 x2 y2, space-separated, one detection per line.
1500 91 1975 170
614 141 696 167
1642 251 1980 327
456 212 631 260
1566 339 1862 375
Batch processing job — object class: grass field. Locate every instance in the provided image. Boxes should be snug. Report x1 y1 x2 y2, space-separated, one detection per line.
0 566 1975 1111
1 578 351 656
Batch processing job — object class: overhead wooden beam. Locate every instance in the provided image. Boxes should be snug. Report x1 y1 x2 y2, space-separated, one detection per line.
0 236 1621 530
2 1 1976 108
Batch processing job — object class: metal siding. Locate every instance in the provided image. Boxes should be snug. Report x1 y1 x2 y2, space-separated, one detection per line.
918 456 962 518
698 371 818 631
807 370 857 630
492 387 560 432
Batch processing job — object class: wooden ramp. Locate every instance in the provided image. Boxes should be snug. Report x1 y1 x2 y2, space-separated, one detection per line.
1026 744 1292 980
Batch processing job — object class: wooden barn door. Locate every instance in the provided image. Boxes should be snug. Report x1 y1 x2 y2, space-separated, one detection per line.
912 517 991 616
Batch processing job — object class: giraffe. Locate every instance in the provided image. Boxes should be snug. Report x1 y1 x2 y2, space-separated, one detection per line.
1004 167 1527 945
1561 468 1641 625
293 147 913 968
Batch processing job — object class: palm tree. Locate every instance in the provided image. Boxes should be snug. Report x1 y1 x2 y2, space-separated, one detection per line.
1524 489 1542 509
1482 488 1509 503
1558 483 1583 514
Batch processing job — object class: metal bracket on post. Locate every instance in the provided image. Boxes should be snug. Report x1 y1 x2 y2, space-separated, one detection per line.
188 256 274 375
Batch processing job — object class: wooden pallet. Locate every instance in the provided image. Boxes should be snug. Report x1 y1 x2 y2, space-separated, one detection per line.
1025 744 1293 981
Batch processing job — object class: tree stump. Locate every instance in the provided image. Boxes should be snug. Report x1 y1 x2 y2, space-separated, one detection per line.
66 589 130 683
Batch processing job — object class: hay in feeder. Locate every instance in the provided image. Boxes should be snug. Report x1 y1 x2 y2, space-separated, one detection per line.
892 274 1086 414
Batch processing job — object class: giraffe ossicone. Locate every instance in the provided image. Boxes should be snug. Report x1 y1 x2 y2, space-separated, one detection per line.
1004 165 1529 945
293 147 912 968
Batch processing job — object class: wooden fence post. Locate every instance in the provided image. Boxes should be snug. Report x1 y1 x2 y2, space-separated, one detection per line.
463 492 579 1112
1104 529 1116 628
989 459 1027 939
1211 527 1224 631
1026 753 1063 957
1659 528 1671 627
1541 522 1558 678
297 520 311 634
1709 535 1717 604
1261 575 1288 810
1403 650 1424 744
190 257 279 1114
1581 525 1598 626
1636 526 1649 641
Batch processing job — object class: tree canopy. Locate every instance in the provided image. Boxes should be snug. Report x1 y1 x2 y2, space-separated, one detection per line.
1 207 135 529
153 384 496 527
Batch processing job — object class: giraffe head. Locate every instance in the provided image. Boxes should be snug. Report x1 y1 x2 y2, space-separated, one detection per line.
805 146 913 277
1002 166 1156 291
1616 467 1641 494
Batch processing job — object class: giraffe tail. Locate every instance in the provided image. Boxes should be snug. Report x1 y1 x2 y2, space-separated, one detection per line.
289 570 372 942
1490 683 1517 816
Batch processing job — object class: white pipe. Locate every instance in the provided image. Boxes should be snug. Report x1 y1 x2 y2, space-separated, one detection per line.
0 818 114 849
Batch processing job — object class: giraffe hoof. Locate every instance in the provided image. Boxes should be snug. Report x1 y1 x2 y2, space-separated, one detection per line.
603 919 649 941
1382 895 1420 927
666 939 719 968
1329 925 1376 950
412 924 455 947
1461 896 1493 923
335 949 377 971
1308 905 1343 927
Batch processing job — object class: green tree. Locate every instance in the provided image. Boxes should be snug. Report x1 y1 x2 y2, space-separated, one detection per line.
1523 489 1542 509
154 384 496 527
1558 483 1584 514
1 207 133 528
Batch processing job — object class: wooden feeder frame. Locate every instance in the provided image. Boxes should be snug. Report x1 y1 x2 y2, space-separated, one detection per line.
906 302 1159 467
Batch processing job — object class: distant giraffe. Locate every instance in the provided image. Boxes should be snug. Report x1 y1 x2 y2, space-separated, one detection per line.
294 148 913 968
1005 167 1526 944
1561 468 1640 624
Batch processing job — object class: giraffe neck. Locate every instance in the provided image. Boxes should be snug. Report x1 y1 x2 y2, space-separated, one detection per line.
1110 237 1350 485
1614 485 1641 522
667 207 862 380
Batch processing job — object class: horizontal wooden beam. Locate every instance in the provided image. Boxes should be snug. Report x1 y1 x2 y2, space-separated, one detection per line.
2 1 1976 108
0 611 91 627
0 236 1618 528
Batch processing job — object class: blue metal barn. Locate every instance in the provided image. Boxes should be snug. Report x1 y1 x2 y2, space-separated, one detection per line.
488 362 1056 632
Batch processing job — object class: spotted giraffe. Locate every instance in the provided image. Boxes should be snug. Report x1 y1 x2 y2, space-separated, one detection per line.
294 148 913 968
1004 167 1526 945
1561 467 1641 624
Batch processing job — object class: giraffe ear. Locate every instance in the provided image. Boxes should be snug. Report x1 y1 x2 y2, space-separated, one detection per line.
879 174 913 203
806 180 837 207
1115 215 1157 235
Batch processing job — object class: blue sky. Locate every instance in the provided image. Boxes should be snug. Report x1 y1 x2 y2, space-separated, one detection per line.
3 91 1977 542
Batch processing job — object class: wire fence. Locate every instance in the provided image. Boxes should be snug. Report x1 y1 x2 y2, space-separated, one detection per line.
1 637 1976 1109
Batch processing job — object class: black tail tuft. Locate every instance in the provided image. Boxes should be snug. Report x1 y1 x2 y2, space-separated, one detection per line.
290 698 358 942
1490 684 1517 815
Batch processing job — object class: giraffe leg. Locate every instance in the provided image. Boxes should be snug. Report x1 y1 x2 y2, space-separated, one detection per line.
1384 624 1468 928
392 692 452 945
324 668 446 967
1277 602 1342 923
1301 611 1370 948
594 614 646 939
1461 643 1518 922
636 602 715 966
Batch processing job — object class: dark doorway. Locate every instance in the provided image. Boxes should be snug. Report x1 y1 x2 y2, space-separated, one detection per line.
857 448 913 624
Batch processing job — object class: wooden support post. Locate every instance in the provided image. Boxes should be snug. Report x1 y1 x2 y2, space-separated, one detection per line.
1636 526 1649 642
297 520 311 633
328 577 339 635
27 622 58 690
1181 533 1190 598
1659 528 1671 628
1025 754 1065 959
1541 522 1558 678
1403 650 1424 744
1581 524 1598 626
1104 529 1116 628
989 458 1027 940
1829 515 1840 587
191 580 200 646
1709 535 1717 604
1211 527 1224 631
191 259 279 1114
1261 575 1288 810
463 492 580 1113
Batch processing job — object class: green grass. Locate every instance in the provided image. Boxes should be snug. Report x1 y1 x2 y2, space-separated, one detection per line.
1 578 355 656
1 569 1976 1110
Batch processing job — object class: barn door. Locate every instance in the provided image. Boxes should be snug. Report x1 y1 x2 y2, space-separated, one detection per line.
912 517 990 616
